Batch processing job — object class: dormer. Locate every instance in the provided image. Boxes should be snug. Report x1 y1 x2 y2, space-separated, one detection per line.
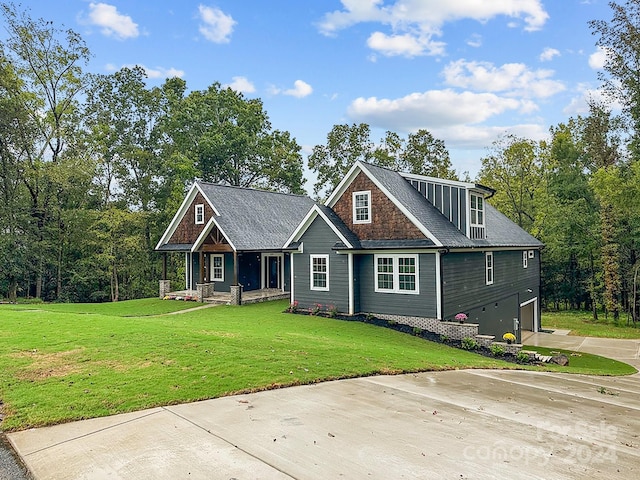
401 172 494 240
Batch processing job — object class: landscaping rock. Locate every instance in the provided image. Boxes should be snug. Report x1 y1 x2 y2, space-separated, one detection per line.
550 354 569 366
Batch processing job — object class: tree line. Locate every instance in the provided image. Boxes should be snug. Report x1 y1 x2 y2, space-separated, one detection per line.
1 1 640 324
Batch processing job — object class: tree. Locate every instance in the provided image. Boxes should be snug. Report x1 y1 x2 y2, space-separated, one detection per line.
589 0 640 158
170 83 305 194
1 3 90 298
308 124 456 199
477 134 544 232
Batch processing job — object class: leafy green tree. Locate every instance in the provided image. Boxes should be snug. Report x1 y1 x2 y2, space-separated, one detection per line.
477 134 544 232
170 82 305 194
309 124 456 198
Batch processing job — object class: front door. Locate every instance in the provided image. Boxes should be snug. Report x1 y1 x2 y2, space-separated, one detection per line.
263 254 282 290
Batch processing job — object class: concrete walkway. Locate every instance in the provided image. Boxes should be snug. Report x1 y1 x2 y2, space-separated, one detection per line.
6 332 640 479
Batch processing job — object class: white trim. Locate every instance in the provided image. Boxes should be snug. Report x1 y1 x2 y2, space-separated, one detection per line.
520 297 539 332
284 204 354 249
485 252 494 286
310 254 330 291
470 192 484 227
155 182 219 250
373 253 420 295
522 250 528 269
191 218 237 252
348 252 354 315
435 250 442 320
210 254 225 282
194 204 205 225
185 252 189 289
325 161 363 207
261 253 285 291
352 190 372 224
400 171 479 189
290 253 295 302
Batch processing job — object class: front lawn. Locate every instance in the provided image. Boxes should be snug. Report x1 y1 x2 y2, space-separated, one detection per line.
0 299 633 432
522 345 636 376
542 310 640 339
6 297 201 316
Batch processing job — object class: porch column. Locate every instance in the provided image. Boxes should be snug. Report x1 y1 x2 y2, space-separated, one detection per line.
233 250 239 285
162 252 167 280
199 251 205 286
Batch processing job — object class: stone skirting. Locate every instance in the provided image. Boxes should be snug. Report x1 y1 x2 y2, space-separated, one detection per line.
371 312 522 355
159 280 171 299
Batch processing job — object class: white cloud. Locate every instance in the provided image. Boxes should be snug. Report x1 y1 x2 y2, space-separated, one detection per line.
88 2 139 40
225 76 256 93
442 59 565 98
198 5 235 43
318 0 548 56
466 34 482 48
104 63 185 79
539 47 560 62
271 80 313 98
347 89 523 131
589 46 607 69
366 31 445 57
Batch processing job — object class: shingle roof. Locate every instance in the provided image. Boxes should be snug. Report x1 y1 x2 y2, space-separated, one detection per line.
196 182 315 251
316 205 362 249
358 162 543 249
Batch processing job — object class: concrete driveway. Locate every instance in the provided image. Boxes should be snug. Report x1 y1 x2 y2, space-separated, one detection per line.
7 366 640 480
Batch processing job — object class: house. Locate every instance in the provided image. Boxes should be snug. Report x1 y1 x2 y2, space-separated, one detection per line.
155 181 315 303
284 161 543 342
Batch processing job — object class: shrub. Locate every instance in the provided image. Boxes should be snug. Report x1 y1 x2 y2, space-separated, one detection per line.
490 343 506 357
461 337 479 350
288 300 299 313
440 334 450 343
311 303 322 315
516 351 530 363
412 327 423 336
327 304 338 318
502 332 516 344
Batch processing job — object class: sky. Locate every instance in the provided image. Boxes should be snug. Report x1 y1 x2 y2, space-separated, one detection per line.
3 0 616 187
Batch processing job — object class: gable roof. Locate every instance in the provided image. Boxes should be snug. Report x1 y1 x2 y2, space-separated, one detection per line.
324 161 543 250
284 204 360 249
156 182 315 252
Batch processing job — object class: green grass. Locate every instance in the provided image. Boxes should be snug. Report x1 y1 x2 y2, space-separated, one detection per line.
522 345 636 376
5 297 201 316
542 310 640 339
0 299 634 432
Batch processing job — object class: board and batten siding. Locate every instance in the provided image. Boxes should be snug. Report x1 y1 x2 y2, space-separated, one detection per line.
357 253 438 318
407 178 467 234
442 250 540 337
292 217 350 313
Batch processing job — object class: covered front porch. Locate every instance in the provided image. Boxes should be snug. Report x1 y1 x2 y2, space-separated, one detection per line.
163 288 290 305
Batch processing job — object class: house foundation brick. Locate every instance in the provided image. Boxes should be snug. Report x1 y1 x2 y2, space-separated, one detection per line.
159 280 171 299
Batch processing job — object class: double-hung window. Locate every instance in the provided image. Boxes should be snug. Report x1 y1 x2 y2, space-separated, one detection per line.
210 255 224 281
374 254 419 294
485 252 494 285
522 250 528 269
195 204 205 225
310 255 329 291
353 191 371 224
470 193 484 226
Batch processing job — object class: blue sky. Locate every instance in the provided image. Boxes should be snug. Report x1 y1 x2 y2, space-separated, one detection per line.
8 1 614 184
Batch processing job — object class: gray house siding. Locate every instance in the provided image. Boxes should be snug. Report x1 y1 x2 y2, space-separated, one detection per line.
357 253 438 318
292 217 350 313
442 250 540 339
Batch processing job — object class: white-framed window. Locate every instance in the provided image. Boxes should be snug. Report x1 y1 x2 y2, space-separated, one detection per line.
470 193 484 226
374 254 419 294
210 254 224 281
310 254 329 291
528 250 535 258
352 190 371 224
485 252 494 285
522 250 528 268
195 204 205 225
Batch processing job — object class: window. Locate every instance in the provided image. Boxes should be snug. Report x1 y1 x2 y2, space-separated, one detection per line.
210 255 224 281
352 191 371 224
470 193 484 226
195 204 205 225
310 255 329 291
528 250 535 258
374 254 419 294
522 251 528 269
485 252 494 285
